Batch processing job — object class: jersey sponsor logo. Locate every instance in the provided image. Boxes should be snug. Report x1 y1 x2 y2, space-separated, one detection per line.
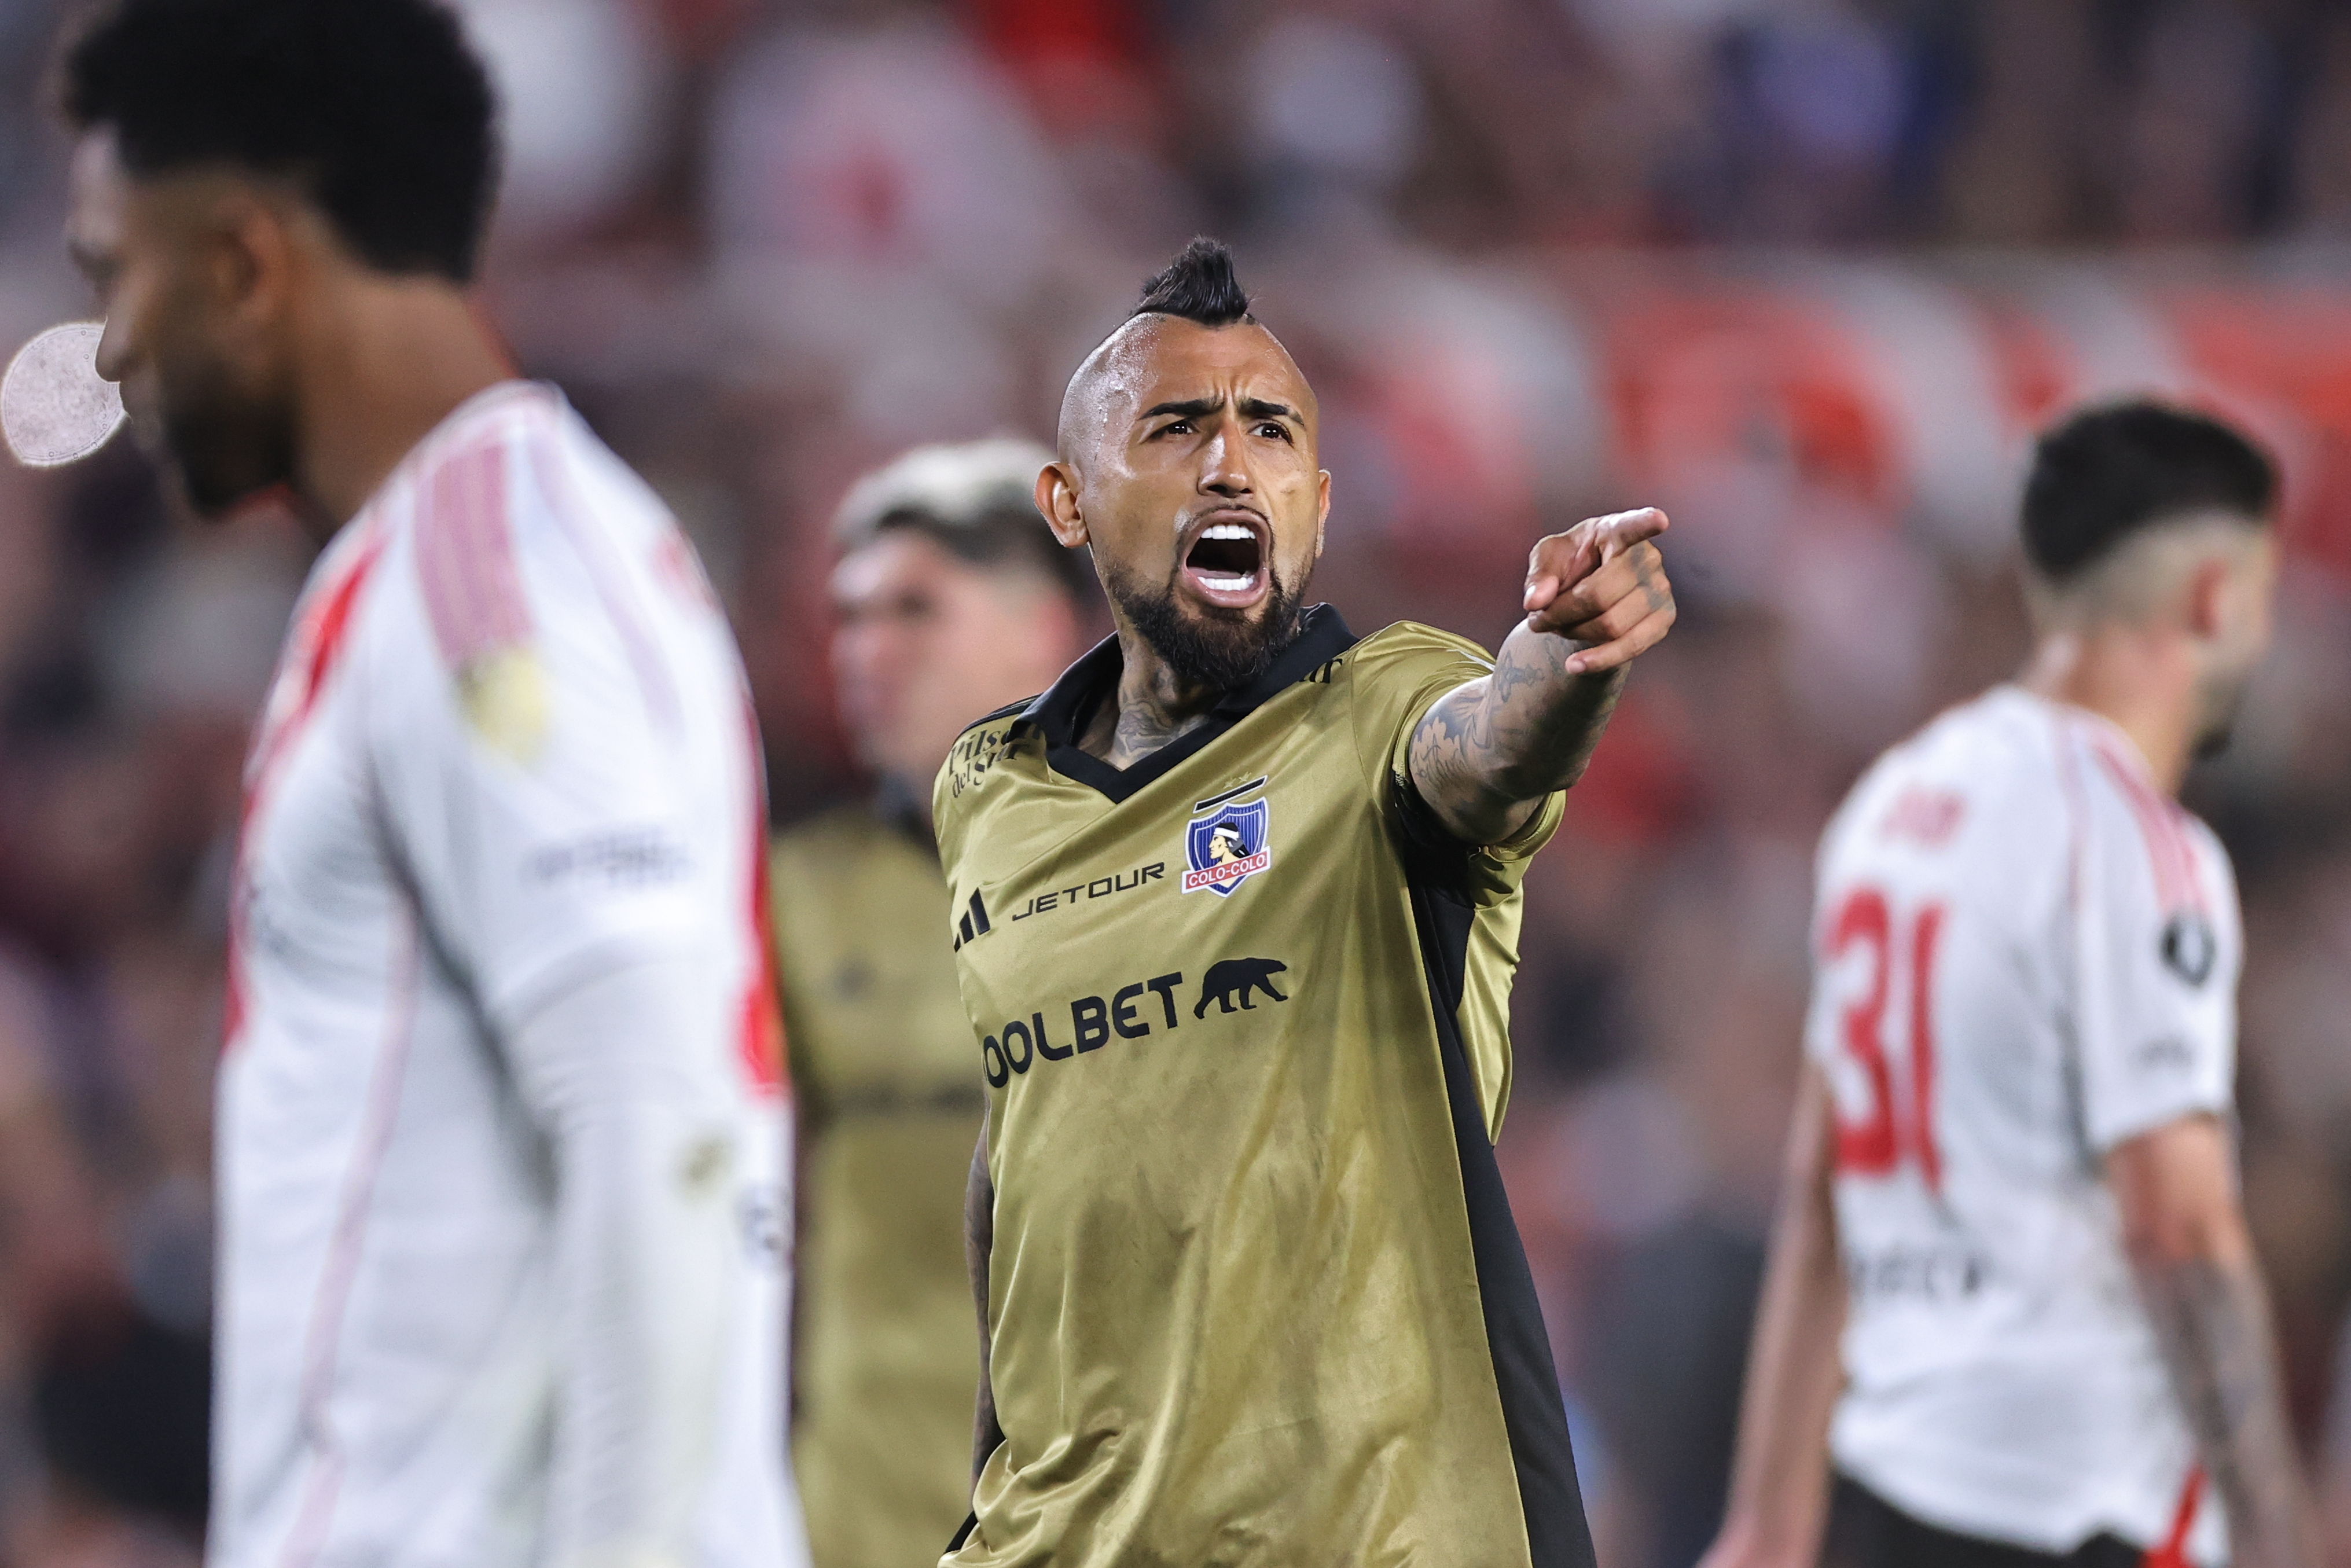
1008 862 1167 923
975 956 1290 1087
2161 910 2216 985
1193 957 1287 1016
526 825 692 887
1846 1239 1988 1303
945 722 1020 800
1183 788 1270 896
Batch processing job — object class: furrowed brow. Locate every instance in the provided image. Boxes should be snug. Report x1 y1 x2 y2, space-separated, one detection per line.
1238 398 1299 423
1139 397 1223 422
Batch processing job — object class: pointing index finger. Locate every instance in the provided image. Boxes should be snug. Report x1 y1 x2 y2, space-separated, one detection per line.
1599 506 1669 555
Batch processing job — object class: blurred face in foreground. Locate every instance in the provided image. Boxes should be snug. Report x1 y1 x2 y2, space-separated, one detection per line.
65 130 299 516
1041 315 1329 691
831 528 1080 797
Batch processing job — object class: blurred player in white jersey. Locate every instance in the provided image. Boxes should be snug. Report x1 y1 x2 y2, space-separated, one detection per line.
57 2 806 1566
1703 402 2320 1568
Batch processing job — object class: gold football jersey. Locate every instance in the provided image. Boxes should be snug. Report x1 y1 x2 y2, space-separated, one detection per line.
934 607 1593 1568
772 803 985 1568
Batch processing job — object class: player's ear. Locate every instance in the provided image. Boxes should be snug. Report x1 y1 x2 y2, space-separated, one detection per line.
203 185 299 338
1313 469 1329 561
2184 553 2232 642
1037 462 1088 549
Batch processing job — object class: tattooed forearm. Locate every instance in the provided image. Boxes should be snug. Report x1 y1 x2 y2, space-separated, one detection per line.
2135 1253 2320 1568
1409 621 1629 844
1405 508 1673 842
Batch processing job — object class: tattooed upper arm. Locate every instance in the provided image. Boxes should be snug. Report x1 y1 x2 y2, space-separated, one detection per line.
1406 676 1509 844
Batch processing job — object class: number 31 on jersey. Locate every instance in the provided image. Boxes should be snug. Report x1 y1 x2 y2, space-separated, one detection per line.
1823 884 1947 1192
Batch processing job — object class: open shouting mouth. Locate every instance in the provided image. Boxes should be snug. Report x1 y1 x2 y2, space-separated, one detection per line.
1180 511 1270 609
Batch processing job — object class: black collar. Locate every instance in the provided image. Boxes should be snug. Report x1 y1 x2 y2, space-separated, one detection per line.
1015 604 1358 803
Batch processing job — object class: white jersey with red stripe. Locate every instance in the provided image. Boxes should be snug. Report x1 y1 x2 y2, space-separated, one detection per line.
214 383 802 1568
1810 685 2237 1564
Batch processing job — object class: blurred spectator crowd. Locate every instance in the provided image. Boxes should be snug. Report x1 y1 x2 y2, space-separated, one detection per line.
1 1 2350 1566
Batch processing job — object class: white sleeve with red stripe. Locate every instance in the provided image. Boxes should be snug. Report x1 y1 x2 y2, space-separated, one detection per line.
368 437 714 1033
2069 735 2240 1153
360 409 797 1566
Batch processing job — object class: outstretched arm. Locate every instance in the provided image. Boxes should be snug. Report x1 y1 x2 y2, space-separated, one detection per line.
1699 1062 1847 1568
2111 1115 2322 1568
1409 508 1675 845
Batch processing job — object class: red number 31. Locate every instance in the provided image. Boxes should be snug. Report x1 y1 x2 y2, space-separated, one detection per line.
1824 886 1946 1191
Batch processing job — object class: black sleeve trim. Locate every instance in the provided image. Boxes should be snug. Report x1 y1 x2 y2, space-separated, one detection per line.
1391 769 1483 903
1408 875 1597 1568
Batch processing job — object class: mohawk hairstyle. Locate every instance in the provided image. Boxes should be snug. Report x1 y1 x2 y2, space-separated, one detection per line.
1132 237 1254 327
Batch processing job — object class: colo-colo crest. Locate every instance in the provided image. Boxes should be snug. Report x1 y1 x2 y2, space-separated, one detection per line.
1183 795 1270 896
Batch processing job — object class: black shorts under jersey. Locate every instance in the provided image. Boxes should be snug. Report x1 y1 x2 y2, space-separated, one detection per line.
1824 1475 2154 1568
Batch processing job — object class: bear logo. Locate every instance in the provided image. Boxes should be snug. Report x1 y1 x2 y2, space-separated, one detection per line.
1195 957 1289 1018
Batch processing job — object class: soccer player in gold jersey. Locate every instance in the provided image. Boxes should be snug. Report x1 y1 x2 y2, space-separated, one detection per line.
934 239 1674 1567
773 440 1094 1567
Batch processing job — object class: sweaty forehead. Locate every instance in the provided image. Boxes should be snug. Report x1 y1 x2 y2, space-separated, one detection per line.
1057 315 1317 458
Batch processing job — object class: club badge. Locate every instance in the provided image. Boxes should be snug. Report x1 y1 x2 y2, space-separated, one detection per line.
2161 911 2217 987
1183 795 1270 896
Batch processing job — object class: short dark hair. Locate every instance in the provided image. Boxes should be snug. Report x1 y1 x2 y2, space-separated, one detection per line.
868 500 1097 609
60 0 499 282
1132 237 1254 327
835 439 1097 609
2022 401 2276 583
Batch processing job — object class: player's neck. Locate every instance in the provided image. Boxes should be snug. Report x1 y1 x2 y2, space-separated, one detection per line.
288 276 515 541
1078 625 1222 769
2021 628 2198 795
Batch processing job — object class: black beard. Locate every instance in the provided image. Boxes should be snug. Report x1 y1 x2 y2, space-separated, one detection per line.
158 352 296 517
1102 561 1303 695
2191 666 2257 762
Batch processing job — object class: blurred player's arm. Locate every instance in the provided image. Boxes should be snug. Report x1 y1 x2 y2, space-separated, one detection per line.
1699 1062 1846 1568
2110 1114 2323 1568
509 953 751 1568
776 930 820 1431
2323 1310 2351 1568
966 1122 1002 1485
1409 508 1674 844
